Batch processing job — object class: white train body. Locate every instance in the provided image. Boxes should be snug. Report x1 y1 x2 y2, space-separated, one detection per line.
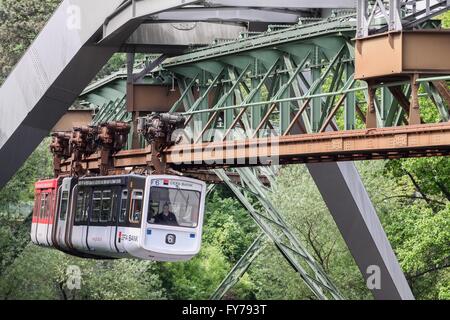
31 174 207 262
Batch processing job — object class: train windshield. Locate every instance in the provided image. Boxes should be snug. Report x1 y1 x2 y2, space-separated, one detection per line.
147 187 201 228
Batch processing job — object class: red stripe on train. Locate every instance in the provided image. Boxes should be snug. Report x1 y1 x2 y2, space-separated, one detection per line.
35 179 58 190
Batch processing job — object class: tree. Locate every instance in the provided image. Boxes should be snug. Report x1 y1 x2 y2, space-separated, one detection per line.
246 165 371 300
203 191 258 264
0 0 61 83
158 245 232 300
439 11 450 28
359 160 450 299
0 245 167 300
0 139 53 208
158 190 257 300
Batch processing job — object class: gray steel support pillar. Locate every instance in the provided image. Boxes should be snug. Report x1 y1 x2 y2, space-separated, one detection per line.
307 161 414 300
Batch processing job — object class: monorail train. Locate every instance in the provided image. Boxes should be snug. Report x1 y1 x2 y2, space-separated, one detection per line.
31 174 207 262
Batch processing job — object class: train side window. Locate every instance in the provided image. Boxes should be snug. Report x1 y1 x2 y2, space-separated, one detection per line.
82 189 91 222
119 190 128 223
75 190 84 222
91 190 102 223
33 194 41 219
59 191 69 221
46 193 52 219
40 193 48 219
110 190 118 223
100 190 112 223
129 190 143 224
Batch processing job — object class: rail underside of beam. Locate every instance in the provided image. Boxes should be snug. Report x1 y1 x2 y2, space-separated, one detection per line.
57 123 450 175
170 123 450 166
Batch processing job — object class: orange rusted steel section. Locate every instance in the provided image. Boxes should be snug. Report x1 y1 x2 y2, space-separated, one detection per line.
355 30 450 81
58 122 450 175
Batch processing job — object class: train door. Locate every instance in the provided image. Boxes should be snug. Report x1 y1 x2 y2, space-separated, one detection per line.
46 186 59 246
31 191 41 245
86 187 114 253
114 188 129 253
116 176 146 257
55 178 72 249
51 185 62 247
36 191 50 245
72 187 90 251
108 186 122 253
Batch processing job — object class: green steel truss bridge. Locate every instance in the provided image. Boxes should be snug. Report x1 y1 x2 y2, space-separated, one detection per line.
1 0 450 300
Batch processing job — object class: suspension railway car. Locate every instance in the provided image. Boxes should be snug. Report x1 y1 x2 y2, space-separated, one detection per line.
31 174 207 262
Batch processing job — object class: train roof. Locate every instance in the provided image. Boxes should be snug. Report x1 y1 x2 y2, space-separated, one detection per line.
77 174 145 186
35 178 59 190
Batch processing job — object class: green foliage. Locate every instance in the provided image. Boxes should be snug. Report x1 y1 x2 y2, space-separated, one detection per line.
158 245 231 300
246 165 371 300
0 139 53 207
0 245 64 299
249 246 314 300
0 0 61 83
203 192 257 263
0 214 31 276
95 53 127 80
384 157 450 204
0 245 166 300
358 159 450 299
383 203 450 299
439 11 450 28
77 259 166 300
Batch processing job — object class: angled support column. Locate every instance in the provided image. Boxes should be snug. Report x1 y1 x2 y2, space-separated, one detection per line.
307 162 414 300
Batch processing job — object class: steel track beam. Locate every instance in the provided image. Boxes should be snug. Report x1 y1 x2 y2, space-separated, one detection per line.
205 0 356 9
123 22 247 53
55 122 450 174
101 0 200 44
148 8 310 24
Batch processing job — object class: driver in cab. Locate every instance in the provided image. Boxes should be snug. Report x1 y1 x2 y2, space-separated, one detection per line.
153 203 178 226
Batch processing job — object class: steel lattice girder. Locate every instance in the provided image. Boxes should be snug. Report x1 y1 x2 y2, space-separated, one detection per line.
210 233 267 300
0 0 352 190
77 17 449 301
356 0 450 38
72 14 450 299
213 168 344 300
157 19 415 298
8 2 450 300
165 61 344 300
154 65 344 300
